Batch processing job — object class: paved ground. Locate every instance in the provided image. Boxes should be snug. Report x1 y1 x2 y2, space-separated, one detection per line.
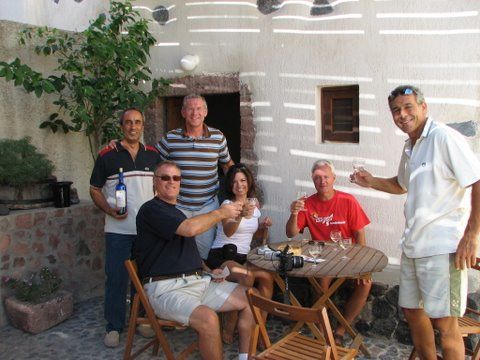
0 296 415 359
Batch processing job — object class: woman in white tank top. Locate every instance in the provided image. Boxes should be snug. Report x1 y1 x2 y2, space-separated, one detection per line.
206 163 273 344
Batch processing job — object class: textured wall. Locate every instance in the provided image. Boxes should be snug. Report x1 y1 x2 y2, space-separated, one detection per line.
137 0 480 274
0 202 105 327
0 20 94 200
0 0 108 31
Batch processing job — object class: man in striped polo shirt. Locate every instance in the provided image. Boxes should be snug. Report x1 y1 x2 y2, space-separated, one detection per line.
156 94 234 259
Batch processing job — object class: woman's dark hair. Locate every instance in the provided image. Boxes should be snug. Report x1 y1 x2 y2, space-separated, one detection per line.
224 163 256 200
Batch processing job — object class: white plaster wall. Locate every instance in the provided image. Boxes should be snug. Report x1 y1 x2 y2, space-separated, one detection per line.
136 0 479 283
0 0 109 31
1 0 479 287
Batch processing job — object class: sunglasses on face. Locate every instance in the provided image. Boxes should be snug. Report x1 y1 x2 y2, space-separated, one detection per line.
155 174 181 182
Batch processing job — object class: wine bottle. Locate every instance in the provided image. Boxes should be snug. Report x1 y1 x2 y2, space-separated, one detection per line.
115 167 127 215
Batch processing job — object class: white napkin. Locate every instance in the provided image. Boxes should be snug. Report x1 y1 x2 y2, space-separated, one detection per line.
302 255 326 263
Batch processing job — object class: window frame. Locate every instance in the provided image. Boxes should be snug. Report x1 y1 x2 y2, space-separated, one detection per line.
321 85 359 143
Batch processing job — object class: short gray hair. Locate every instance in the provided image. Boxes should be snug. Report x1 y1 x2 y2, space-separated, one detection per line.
182 94 208 110
311 159 335 174
155 160 181 175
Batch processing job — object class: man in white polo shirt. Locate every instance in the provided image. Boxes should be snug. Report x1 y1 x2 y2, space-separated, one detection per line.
351 85 480 359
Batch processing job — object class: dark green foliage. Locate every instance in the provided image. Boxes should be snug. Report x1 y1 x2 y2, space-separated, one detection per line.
0 0 169 160
3 267 62 303
0 137 54 188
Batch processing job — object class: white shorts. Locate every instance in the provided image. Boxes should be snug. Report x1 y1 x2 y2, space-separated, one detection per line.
398 253 467 318
144 275 238 325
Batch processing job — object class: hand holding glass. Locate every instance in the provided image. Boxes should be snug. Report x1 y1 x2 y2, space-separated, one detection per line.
352 158 366 173
244 197 257 219
297 191 307 211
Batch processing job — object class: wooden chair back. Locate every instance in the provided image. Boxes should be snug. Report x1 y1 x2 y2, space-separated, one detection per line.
123 259 197 360
246 288 358 359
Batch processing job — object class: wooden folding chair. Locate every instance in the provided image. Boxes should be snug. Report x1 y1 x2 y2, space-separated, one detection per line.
246 288 360 359
123 259 198 360
409 257 480 360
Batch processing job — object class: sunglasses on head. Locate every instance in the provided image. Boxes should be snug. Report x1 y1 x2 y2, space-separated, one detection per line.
155 174 181 182
388 87 418 101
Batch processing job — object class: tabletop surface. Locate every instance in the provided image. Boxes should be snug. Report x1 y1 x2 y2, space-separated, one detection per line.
247 240 388 278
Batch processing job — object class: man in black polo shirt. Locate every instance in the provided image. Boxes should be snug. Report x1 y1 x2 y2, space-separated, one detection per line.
136 160 254 360
90 108 161 348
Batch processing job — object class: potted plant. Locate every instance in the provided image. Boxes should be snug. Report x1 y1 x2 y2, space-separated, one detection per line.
0 137 55 209
2 267 73 334
0 0 169 161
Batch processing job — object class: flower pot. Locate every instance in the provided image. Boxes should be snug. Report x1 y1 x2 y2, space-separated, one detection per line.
4 290 73 334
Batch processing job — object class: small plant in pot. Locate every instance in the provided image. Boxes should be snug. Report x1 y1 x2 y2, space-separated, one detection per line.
2 267 73 334
3 267 61 303
0 137 56 209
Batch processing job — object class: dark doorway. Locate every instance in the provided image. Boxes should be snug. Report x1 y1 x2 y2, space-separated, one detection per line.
165 93 241 164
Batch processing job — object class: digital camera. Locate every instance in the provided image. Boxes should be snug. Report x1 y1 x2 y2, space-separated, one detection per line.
277 245 304 272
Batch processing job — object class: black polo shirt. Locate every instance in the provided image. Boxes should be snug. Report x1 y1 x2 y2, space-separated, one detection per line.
135 197 203 279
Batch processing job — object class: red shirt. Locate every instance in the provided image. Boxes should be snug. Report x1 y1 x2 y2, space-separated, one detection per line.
297 190 370 243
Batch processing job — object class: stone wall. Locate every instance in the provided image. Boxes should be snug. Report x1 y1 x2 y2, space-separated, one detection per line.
0 201 105 327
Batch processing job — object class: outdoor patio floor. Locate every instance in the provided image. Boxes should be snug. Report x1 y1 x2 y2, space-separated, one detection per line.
0 296 416 359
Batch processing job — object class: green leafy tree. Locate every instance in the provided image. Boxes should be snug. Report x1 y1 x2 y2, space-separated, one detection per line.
0 0 168 160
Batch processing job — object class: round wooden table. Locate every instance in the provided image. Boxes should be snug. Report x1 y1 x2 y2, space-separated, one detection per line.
247 240 388 356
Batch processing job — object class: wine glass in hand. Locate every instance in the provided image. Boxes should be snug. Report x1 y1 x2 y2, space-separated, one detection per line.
330 230 342 251
297 191 307 212
352 158 366 173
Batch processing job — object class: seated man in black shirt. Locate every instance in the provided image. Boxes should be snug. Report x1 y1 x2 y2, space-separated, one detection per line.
136 160 254 360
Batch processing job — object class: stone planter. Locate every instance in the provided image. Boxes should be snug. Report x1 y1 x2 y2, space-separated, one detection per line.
4 290 73 334
0 178 56 210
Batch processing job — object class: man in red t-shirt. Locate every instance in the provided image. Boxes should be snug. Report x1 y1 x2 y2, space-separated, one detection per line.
286 159 371 344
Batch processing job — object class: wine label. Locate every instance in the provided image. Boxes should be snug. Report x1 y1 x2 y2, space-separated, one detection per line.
115 190 126 207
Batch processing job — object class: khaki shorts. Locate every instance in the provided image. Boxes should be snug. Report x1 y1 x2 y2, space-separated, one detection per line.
399 253 467 318
144 275 238 325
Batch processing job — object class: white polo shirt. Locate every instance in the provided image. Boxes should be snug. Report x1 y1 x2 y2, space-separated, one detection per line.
397 117 480 258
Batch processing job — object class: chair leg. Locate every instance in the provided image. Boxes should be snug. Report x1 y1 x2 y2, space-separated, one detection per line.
473 340 480 360
124 297 140 360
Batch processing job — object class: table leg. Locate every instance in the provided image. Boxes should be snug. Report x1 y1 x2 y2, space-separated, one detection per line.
272 273 325 341
309 277 371 357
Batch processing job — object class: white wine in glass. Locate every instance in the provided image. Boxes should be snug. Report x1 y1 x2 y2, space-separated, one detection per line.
297 191 307 211
308 243 323 266
340 237 352 260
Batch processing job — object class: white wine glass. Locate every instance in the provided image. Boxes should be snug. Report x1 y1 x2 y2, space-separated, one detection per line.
297 191 307 212
340 237 352 260
330 230 342 251
245 197 257 219
308 242 324 267
352 158 366 174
